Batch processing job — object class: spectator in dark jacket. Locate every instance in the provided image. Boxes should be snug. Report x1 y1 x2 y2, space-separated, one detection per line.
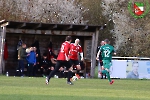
16 43 28 77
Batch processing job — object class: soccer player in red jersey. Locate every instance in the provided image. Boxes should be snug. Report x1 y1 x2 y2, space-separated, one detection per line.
46 36 73 85
69 39 84 79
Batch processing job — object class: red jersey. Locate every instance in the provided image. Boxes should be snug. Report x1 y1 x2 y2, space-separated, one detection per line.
69 43 82 60
57 41 70 60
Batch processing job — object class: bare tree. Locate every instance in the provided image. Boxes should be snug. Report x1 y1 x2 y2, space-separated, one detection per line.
101 0 150 57
1 0 150 57
0 0 88 24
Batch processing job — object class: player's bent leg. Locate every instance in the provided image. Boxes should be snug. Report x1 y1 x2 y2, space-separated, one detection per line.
46 61 61 85
75 65 81 79
76 65 81 70
66 61 74 85
105 68 114 84
105 69 111 82
110 80 114 85
102 69 112 83
101 70 107 75
102 60 114 84
67 68 73 85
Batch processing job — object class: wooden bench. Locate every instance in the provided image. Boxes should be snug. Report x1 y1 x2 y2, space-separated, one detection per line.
23 60 88 77
64 69 85 75
23 67 85 77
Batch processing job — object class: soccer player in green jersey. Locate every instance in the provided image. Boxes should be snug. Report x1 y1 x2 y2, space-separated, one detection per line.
96 39 116 84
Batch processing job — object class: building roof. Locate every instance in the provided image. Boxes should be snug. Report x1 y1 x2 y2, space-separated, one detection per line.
6 21 103 32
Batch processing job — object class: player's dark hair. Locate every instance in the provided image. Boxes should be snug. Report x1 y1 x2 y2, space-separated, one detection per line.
65 36 72 41
104 39 110 44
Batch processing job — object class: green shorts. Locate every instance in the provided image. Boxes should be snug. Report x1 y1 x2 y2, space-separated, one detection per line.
102 60 112 69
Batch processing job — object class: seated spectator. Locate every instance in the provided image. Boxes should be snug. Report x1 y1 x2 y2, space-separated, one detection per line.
40 53 52 77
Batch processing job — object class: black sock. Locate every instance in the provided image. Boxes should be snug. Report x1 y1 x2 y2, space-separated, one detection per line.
67 71 72 82
101 74 103 79
104 74 106 79
76 70 80 75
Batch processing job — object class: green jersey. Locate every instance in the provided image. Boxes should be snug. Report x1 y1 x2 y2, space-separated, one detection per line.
100 44 114 60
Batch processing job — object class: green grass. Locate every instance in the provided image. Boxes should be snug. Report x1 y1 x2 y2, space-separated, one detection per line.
0 76 150 100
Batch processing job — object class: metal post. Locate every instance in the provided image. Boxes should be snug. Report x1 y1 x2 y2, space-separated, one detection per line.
90 33 95 78
0 20 8 74
0 26 5 74
0 27 2 73
90 28 99 78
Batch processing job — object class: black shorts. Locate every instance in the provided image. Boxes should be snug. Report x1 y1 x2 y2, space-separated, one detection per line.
69 59 80 66
56 60 71 70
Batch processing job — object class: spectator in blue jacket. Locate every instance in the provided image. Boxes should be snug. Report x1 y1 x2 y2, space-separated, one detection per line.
26 47 36 77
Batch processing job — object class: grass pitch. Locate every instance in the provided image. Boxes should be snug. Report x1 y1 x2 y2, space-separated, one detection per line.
0 76 150 100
